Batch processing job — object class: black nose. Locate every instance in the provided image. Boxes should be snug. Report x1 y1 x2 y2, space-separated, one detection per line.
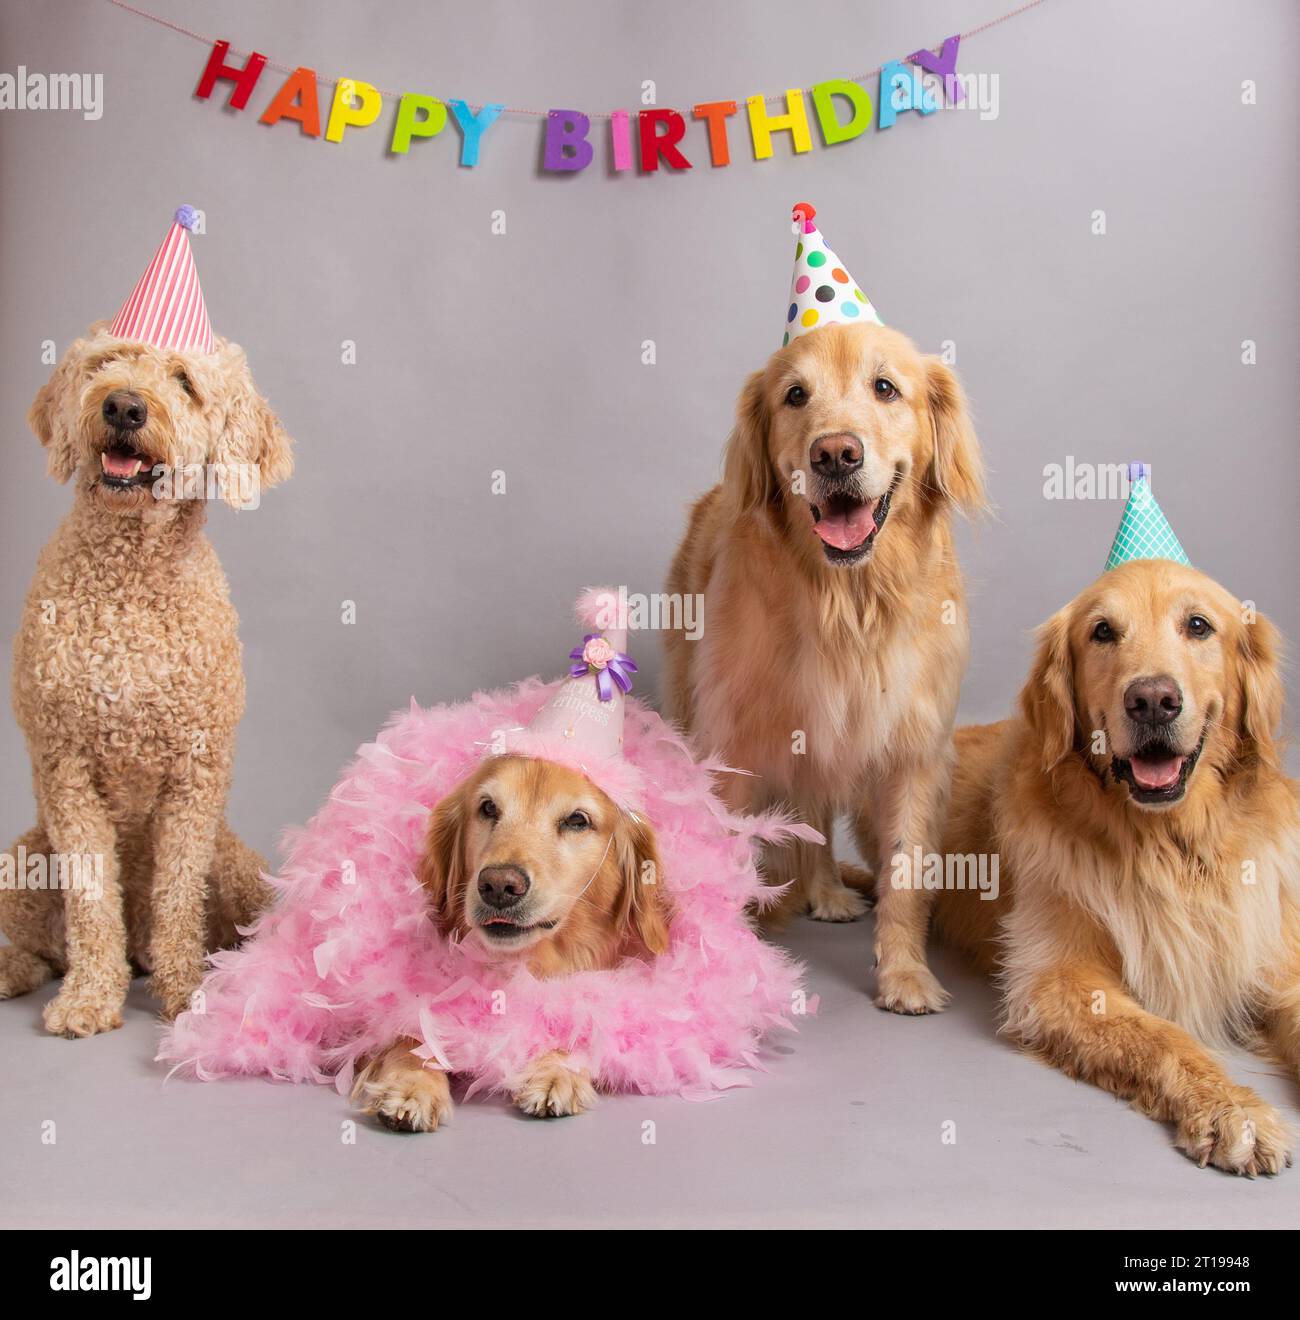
477 864 530 910
1124 675 1183 726
809 433 863 478
102 390 147 432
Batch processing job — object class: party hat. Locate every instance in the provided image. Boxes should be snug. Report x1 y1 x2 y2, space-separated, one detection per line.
526 588 638 760
108 205 214 354
1105 463 1190 571
782 202 883 347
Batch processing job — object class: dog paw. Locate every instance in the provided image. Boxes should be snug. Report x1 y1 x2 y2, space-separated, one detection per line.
0 946 54 999
874 962 950 1015
149 963 207 1022
357 1067 453 1134
513 1052 597 1118
837 862 877 907
808 883 870 923
1176 1094 1293 1177
43 989 124 1039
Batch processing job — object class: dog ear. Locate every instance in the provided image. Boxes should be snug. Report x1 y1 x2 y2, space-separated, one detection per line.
417 787 469 936
1236 610 1284 770
722 370 773 515
28 342 87 483
924 358 987 516
209 339 294 506
613 811 672 958
1019 607 1077 772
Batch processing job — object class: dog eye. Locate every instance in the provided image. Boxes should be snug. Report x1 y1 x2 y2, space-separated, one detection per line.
1091 620 1116 643
561 810 590 831
1187 614 1214 638
873 378 898 401
784 385 809 407
173 370 197 400
478 798 499 821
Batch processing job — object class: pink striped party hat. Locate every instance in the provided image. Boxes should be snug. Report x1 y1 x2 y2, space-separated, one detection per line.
108 205 214 354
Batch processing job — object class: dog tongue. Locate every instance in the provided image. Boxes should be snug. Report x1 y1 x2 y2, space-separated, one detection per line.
102 449 143 479
814 503 876 551
1130 754 1184 790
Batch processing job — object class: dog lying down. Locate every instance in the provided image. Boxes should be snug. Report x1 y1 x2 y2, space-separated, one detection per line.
159 590 815 1129
935 559 1300 1176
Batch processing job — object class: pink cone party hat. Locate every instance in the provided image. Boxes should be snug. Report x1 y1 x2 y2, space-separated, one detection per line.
783 202 882 347
527 588 637 759
108 205 214 354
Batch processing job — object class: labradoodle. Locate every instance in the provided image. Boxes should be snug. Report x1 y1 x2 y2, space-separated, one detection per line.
2 321 292 1036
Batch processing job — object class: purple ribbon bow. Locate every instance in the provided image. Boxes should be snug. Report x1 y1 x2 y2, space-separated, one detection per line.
568 633 637 702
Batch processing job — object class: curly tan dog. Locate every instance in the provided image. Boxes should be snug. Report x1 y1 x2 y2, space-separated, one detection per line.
936 560 1300 1175
1 321 292 1036
664 321 985 1014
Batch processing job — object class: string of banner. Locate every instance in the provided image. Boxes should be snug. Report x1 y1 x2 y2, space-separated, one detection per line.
105 0 1049 173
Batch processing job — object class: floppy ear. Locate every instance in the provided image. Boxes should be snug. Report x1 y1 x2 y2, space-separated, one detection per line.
613 811 672 958
1019 607 1077 772
28 343 87 483
924 358 987 516
209 338 294 507
721 369 773 515
1237 611 1285 770
417 786 469 936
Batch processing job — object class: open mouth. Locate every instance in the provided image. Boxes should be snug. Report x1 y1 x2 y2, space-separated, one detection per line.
810 473 897 565
476 915 558 942
98 440 157 490
1111 729 1206 807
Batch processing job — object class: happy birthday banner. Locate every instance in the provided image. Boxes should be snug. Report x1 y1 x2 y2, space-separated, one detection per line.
108 0 1047 174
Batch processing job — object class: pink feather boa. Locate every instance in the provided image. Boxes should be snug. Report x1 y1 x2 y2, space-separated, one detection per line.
159 679 818 1100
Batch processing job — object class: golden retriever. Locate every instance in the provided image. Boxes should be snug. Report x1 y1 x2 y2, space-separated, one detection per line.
935 559 1300 1175
664 321 985 1013
352 755 670 1131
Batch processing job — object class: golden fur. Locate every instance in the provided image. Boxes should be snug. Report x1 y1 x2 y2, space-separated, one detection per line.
664 322 984 1013
935 560 1300 1175
353 755 670 1130
1 323 292 1036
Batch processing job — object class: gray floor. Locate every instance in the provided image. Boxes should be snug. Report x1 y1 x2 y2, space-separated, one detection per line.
3 911 1299 1230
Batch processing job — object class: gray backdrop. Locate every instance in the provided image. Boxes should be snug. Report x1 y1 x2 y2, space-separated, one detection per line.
3 0 1297 863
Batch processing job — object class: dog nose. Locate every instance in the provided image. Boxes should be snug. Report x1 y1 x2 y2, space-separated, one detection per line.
102 391 147 432
809 433 863 478
1124 676 1183 726
477 864 530 910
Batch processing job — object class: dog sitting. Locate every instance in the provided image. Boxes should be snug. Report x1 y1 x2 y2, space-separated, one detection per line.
935 559 1300 1175
665 313 984 1014
352 754 670 1130
2 214 292 1037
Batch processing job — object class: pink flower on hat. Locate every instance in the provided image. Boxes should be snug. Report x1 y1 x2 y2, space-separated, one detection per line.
582 636 616 670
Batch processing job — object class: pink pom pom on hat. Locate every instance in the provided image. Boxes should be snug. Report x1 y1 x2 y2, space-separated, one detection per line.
108 205 214 354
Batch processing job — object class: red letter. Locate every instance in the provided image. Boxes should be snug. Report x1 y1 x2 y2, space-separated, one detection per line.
638 109 692 172
692 100 737 167
195 40 267 111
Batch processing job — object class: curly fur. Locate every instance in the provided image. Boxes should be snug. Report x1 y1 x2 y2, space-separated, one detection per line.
158 680 816 1100
1 322 292 1036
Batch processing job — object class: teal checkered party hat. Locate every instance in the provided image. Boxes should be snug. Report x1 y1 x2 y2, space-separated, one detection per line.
1104 463 1190 571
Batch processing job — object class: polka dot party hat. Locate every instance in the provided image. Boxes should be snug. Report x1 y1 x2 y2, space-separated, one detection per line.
783 202 883 347
1105 463 1191 571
